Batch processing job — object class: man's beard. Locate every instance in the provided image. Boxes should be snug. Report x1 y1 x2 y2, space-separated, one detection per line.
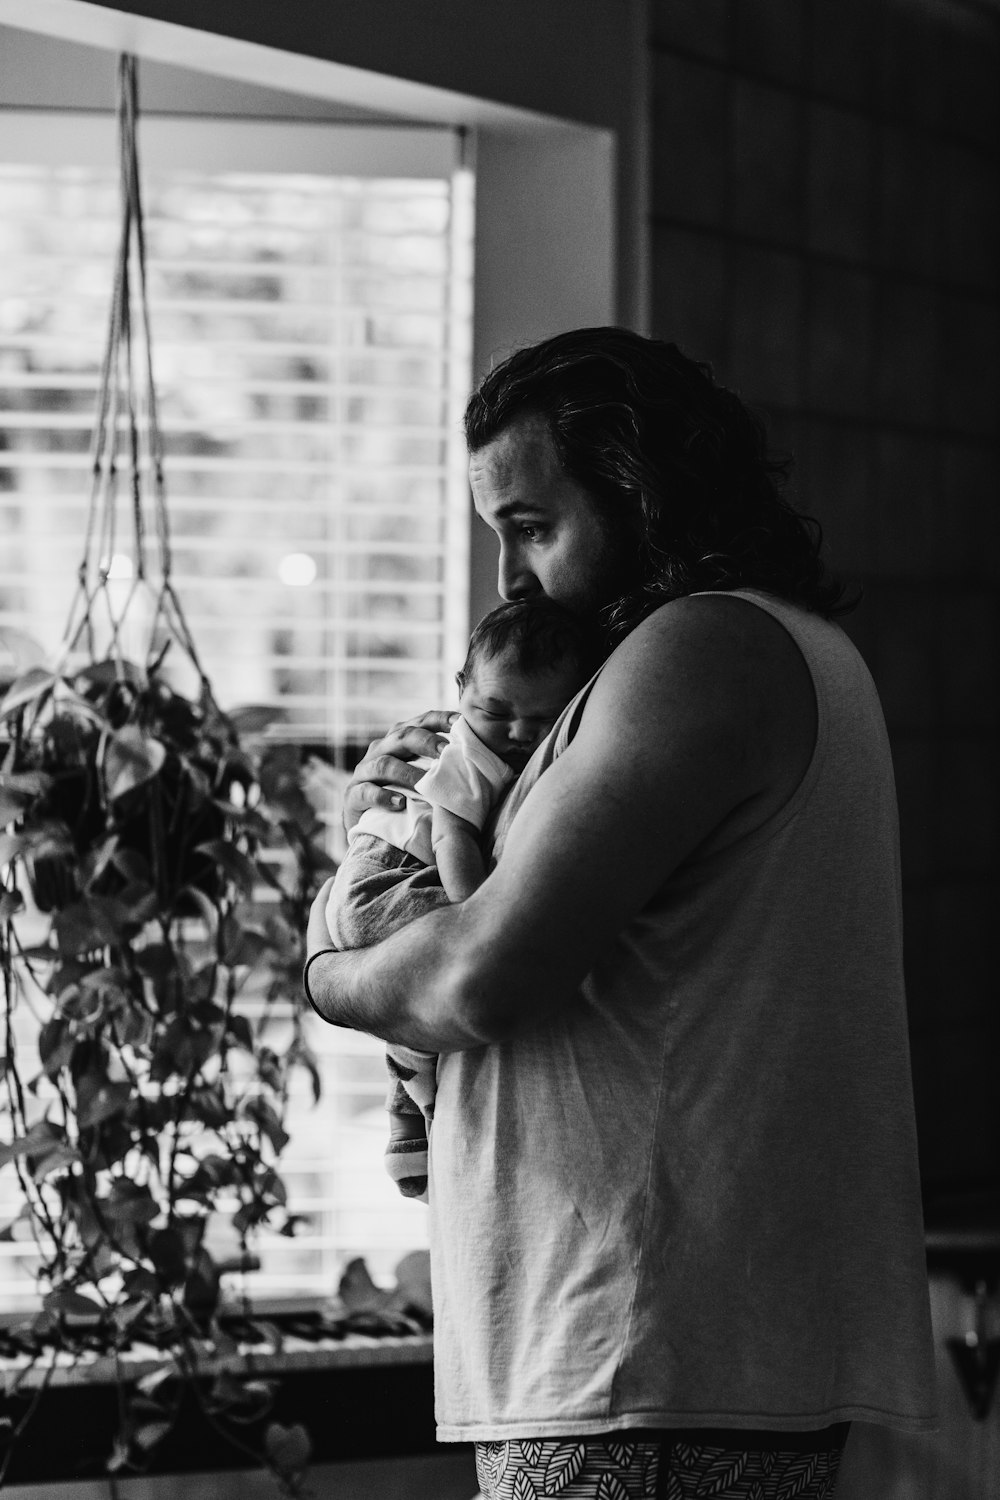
569 516 644 640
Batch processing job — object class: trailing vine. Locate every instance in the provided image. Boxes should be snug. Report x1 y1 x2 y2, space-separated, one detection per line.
0 54 336 1491
0 655 333 1490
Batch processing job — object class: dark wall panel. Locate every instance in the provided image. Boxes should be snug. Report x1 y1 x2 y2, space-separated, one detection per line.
648 0 1000 1216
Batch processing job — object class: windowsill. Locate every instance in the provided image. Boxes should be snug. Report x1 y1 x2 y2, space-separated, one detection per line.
0 1295 433 1391
0 1303 438 1483
0 1328 433 1391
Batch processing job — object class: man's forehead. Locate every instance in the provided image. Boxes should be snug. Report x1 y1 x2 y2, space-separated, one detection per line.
468 413 558 499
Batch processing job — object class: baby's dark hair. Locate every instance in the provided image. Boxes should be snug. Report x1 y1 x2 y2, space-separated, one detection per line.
457 599 605 692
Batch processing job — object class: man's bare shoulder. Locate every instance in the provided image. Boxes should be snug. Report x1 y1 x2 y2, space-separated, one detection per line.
598 593 812 705
589 593 778 707
578 592 816 813
615 590 802 656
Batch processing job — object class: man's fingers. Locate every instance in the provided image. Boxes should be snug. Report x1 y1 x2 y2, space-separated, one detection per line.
346 709 458 832
360 752 425 787
342 774 407 831
378 724 455 764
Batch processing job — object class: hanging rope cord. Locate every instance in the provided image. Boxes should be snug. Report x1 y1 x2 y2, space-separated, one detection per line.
60 55 216 705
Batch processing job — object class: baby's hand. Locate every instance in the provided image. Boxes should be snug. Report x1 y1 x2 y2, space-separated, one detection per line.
343 710 457 831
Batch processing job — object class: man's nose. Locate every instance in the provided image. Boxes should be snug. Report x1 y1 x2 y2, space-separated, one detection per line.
498 546 539 602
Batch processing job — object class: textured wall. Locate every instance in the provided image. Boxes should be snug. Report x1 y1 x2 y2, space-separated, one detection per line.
648 0 1000 1219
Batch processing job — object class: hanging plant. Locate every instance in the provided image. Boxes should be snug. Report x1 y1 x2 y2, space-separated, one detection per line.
0 56 334 1493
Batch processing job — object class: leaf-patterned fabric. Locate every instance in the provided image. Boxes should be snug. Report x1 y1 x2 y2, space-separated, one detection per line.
474 1430 847 1500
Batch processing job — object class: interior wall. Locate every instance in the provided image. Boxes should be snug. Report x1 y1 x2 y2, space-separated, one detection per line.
647 0 1000 1221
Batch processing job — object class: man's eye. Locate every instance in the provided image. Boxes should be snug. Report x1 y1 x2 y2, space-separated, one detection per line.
520 524 542 540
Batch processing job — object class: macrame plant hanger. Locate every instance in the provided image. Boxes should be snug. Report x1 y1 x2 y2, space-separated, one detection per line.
60 54 213 704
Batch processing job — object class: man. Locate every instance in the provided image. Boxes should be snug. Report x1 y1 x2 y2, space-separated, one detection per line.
305 330 936 1498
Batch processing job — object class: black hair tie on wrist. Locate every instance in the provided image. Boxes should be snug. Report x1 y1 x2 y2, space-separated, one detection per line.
303 947 339 1013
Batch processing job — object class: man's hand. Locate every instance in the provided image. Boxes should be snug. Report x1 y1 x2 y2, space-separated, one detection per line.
343 711 457 831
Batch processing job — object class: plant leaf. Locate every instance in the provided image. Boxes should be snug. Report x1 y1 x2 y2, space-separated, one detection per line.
107 1180 159 1225
136 1361 179 1398
3 770 55 796
18 818 74 860
221 916 272 968
39 1018 75 1077
227 1014 255 1053
0 1136 31 1170
133 1420 173 1453
0 789 27 825
76 658 145 692
0 1118 69 1169
264 1421 311 1473
213 799 271 837
148 1227 186 1286
104 726 167 801
53 901 108 957
0 667 58 719
123 1267 161 1302
0 627 48 672
76 1078 132 1129
0 889 24 921
0 1205 35 1242
194 839 261 895
176 883 219 933
241 1096 289 1155
0 834 27 864
42 1287 103 1321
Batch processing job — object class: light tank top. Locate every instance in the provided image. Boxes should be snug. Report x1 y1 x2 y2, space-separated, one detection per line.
428 590 936 1441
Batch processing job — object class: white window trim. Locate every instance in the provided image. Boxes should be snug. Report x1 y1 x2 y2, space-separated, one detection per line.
0 110 461 179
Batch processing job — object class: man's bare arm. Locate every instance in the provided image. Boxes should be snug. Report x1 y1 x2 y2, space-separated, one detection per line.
305 596 815 1050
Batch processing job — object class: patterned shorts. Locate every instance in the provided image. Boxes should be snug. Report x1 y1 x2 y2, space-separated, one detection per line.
474 1426 848 1500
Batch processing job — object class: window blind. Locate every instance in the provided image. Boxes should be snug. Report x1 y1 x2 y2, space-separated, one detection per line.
0 116 474 1305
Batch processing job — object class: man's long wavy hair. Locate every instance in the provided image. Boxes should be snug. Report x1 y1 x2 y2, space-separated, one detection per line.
464 328 852 637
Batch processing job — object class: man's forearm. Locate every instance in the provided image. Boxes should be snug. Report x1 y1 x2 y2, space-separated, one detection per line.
304 899 490 1052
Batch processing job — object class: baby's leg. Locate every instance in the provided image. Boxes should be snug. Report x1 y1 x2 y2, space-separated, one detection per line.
383 1045 439 1203
325 833 450 949
325 837 446 1203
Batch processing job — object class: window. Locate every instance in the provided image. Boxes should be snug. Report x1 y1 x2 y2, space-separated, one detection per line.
0 113 474 1303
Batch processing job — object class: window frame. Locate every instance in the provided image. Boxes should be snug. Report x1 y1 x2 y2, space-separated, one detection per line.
0 111 476 1308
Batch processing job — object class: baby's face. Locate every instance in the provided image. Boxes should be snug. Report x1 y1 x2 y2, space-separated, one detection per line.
459 649 586 772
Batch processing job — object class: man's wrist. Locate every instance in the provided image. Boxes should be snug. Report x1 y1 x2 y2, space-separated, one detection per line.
302 947 339 1015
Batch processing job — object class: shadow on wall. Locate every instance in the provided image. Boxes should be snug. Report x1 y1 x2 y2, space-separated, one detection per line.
647 0 1000 1221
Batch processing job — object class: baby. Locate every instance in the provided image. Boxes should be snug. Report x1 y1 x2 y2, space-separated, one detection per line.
325 598 603 1200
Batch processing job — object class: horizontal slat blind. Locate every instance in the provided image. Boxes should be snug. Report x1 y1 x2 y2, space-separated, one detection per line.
0 120 474 1306
0 136 473 745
